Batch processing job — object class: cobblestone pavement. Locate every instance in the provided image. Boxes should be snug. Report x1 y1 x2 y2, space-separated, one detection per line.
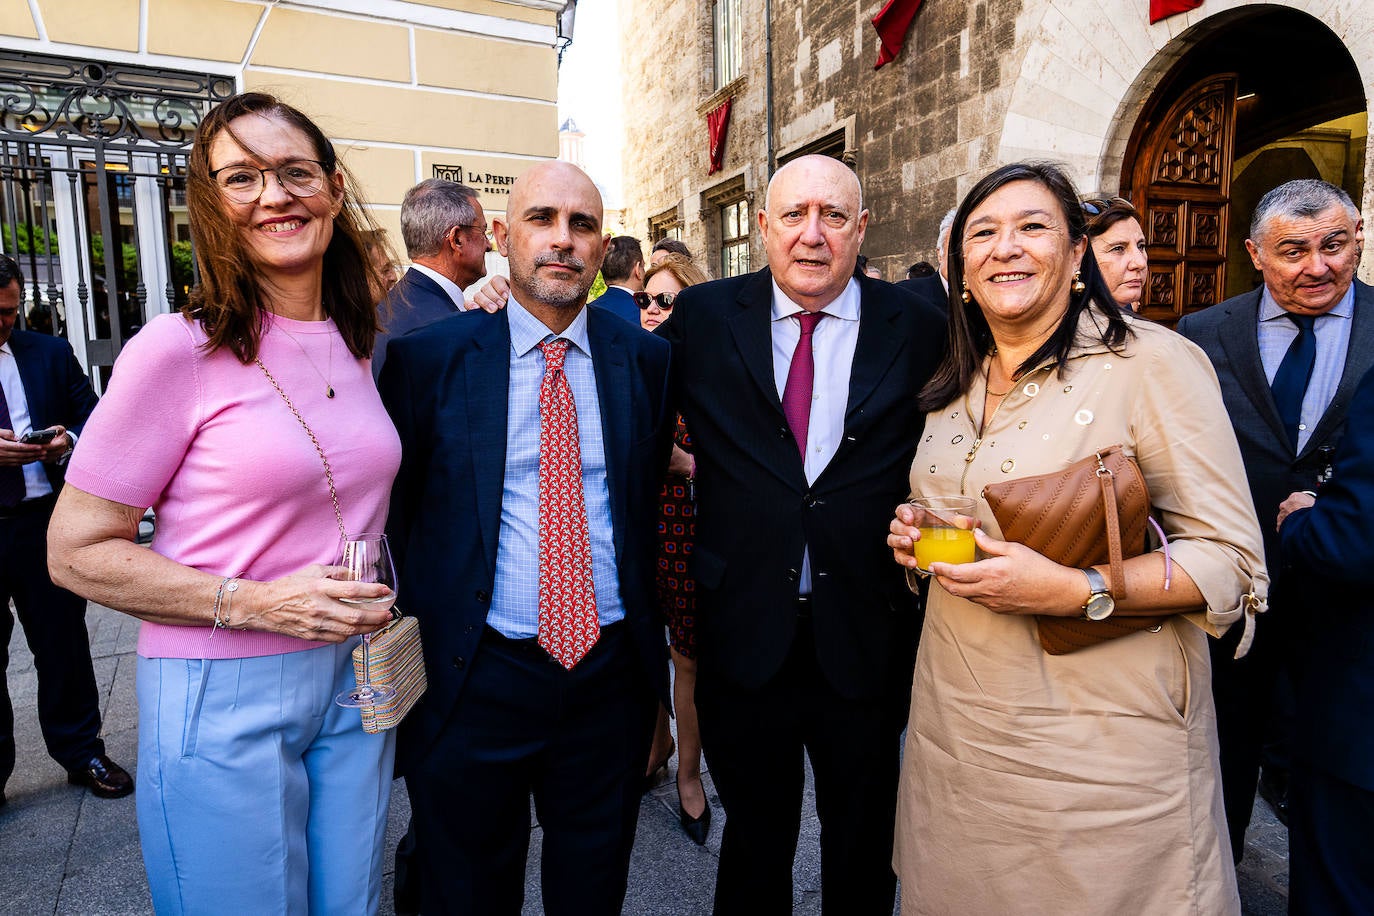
1 604 1287 915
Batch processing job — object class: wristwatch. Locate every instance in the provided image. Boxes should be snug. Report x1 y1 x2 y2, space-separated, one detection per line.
1081 567 1115 621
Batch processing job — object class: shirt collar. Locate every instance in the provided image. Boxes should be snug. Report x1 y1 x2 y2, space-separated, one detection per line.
769 276 861 323
0 340 11 357
1258 282 1355 322
408 263 466 309
507 294 592 358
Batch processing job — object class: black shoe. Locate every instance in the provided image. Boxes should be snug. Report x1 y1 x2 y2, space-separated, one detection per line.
678 785 712 846
1257 767 1289 826
67 755 134 799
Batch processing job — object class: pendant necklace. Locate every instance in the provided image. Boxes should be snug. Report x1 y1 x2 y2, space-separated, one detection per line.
278 324 336 399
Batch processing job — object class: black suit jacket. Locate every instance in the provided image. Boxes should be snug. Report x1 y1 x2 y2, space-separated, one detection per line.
592 286 642 327
6 329 98 491
1176 280 1374 575
373 268 464 382
379 305 674 771
896 273 950 314
657 269 946 700
1279 365 1374 791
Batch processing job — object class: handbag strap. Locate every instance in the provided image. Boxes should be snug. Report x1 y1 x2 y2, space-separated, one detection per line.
1094 449 1128 600
255 358 348 542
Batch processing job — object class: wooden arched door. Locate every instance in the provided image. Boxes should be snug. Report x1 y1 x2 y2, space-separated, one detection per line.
1126 74 1238 324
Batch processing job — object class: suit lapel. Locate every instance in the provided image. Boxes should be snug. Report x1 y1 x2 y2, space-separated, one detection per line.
464 314 512 577
1305 279 1374 456
727 269 786 416
1216 290 1290 449
844 279 904 423
588 309 630 560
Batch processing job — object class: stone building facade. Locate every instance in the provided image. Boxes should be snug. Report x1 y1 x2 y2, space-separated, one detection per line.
0 0 563 379
619 0 1369 323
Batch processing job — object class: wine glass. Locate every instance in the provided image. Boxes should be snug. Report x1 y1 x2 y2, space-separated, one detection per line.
334 532 398 708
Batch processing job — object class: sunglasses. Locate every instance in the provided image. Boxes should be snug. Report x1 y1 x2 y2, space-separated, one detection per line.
633 291 677 310
1081 196 1133 216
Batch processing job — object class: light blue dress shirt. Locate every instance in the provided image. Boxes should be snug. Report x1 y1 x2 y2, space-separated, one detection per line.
487 296 624 638
1257 283 1354 453
769 277 862 593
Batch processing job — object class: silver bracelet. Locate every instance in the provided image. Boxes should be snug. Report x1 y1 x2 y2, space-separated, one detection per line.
210 576 233 636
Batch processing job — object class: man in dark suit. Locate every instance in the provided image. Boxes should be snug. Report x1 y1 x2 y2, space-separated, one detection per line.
0 255 131 804
897 206 955 312
657 155 945 914
592 235 646 326
379 162 672 915
1176 178 1372 862
373 178 490 381
1276 364 1374 913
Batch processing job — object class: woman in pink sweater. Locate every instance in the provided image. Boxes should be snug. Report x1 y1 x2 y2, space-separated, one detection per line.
48 93 401 914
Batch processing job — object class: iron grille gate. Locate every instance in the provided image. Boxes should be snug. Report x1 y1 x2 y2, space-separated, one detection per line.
0 50 233 386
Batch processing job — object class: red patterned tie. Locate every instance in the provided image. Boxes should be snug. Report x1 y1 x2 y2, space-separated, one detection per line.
536 339 600 668
781 311 826 457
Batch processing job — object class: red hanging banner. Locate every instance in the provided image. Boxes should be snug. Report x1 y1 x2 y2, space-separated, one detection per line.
872 0 924 70
707 96 733 175
1150 0 1202 23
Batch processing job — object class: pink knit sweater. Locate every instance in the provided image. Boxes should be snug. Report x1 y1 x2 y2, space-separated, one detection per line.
66 312 402 659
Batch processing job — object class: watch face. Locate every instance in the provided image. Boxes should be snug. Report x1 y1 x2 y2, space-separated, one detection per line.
1085 593 1115 621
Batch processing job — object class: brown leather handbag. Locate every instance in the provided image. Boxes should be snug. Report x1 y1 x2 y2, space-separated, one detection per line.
982 445 1167 655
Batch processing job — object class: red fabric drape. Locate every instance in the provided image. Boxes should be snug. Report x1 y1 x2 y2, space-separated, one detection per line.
1150 0 1202 23
707 96 733 176
871 0 924 70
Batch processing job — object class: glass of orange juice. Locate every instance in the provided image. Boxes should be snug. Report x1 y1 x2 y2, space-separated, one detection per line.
908 496 978 573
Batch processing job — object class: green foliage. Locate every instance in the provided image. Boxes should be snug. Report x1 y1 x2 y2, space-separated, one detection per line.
89 233 139 290
1 222 58 255
588 271 607 301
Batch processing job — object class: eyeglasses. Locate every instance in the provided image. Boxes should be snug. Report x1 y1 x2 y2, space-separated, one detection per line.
1081 196 1134 217
450 224 493 250
210 159 328 203
633 291 677 310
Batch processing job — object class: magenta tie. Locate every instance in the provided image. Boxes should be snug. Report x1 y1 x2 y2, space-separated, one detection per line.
0 372 26 507
781 311 825 458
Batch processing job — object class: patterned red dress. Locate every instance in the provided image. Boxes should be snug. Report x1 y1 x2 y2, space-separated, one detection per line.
655 415 697 658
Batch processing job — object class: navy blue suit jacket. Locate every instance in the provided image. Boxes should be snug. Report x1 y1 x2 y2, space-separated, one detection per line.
656 269 946 700
591 286 642 327
373 268 464 382
1279 365 1374 791
895 273 950 314
379 305 674 771
6 329 98 491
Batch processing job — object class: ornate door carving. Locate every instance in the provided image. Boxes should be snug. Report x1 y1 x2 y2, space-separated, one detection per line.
1126 74 1238 325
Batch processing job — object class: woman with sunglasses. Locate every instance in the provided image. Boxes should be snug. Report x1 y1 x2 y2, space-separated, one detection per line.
634 254 717 843
48 93 400 913
1083 196 1149 313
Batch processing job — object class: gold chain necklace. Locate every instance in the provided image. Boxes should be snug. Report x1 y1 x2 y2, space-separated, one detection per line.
276 324 336 399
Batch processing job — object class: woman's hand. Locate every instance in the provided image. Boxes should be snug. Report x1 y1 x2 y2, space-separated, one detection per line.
235 566 394 642
887 502 924 569
928 528 1088 617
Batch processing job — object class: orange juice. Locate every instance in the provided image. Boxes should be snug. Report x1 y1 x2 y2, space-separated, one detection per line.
914 526 976 571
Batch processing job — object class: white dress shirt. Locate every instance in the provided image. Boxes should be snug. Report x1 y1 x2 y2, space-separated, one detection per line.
408 263 467 310
0 340 54 499
769 276 861 591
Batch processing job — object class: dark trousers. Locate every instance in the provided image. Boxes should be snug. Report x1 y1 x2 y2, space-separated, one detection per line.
697 611 905 916
408 622 656 916
1289 761 1374 915
0 498 105 791
1210 598 1291 862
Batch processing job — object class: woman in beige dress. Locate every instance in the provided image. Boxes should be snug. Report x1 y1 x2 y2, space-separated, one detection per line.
886 162 1267 914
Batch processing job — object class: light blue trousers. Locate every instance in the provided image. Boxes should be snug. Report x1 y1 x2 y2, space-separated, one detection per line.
136 641 395 915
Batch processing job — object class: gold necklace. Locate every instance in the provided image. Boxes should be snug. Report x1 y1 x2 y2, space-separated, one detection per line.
277 324 336 399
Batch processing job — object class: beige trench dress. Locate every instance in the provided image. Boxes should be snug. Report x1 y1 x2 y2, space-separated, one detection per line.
895 309 1268 915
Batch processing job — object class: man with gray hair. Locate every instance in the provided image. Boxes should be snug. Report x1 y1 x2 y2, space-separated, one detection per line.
899 206 956 311
1177 177 1374 864
373 178 490 380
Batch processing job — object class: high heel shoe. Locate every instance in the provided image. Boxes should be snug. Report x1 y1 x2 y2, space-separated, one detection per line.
643 737 675 793
677 780 712 846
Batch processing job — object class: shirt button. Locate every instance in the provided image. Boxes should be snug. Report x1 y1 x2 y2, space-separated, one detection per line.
1298 423 1307 430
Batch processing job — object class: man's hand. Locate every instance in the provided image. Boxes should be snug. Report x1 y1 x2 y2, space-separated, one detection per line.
38 426 72 463
0 428 46 466
1277 491 1317 529
468 275 511 313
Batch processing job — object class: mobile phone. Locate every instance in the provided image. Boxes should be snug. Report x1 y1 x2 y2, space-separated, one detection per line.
19 427 58 445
